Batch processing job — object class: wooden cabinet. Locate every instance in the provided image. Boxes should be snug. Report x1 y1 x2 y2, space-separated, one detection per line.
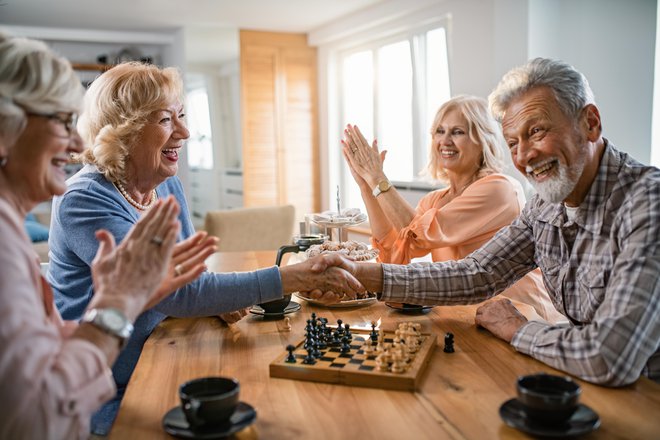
239 30 319 219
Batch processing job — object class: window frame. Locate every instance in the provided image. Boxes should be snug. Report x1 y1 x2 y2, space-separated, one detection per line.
334 18 451 209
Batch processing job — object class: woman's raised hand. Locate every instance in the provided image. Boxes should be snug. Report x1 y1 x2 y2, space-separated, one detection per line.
150 231 219 304
89 196 181 321
341 124 388 190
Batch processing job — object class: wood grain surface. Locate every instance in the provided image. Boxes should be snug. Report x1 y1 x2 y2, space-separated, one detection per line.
109 251 660 439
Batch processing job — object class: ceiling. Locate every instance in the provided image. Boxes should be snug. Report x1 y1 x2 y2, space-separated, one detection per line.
0 0 385 65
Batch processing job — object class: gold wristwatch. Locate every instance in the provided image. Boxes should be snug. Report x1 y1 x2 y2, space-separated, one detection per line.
372 179 392 197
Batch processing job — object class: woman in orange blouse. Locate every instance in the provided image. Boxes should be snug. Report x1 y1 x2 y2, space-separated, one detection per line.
342 95 563 322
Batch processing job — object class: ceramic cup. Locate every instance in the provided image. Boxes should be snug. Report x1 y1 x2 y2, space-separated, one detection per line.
517 373 581 424
258 294 292 315
179 377 240 429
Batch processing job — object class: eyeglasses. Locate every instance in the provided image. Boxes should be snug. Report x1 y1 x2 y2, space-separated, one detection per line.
27 112 79 138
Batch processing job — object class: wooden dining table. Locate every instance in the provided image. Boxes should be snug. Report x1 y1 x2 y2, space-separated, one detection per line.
109 251 660 439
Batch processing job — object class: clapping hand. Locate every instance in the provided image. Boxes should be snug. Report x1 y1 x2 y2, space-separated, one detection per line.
342 124 387 191
89 196 181 321
153 231 218 300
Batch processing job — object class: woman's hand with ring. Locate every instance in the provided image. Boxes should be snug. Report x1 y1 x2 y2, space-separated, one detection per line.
150 231 219 303
341 124 388 190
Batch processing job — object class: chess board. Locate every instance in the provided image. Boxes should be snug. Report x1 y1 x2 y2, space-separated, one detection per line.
269 329 436 391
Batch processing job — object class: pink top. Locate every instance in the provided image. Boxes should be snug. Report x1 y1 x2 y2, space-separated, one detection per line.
0 197 115 439
373 174 564 322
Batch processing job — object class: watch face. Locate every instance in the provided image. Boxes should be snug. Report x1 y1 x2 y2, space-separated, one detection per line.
102 310 126 331
379 181 391 191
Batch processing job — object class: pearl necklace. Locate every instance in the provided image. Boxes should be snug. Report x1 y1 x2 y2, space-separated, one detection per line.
114 181 157 210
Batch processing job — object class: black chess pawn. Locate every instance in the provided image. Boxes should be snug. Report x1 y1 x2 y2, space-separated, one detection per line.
305 332 316 350
285 344 297 363
444 332 455 353
313 341 322 358
340 335 350 353
317 330 328 349
336 319 344 335
370 321 379 341
329 330 340 347
343 323 352 340
302 346 316 364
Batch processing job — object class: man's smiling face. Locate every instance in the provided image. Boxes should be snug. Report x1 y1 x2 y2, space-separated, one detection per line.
502 86 587 203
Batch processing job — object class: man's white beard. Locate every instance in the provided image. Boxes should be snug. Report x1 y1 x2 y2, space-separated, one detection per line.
527 152 586 204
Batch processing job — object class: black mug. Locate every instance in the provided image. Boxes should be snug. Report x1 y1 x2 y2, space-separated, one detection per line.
517 373 581 424
179 377 240 429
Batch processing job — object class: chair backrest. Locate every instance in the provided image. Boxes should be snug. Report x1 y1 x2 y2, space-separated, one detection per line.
203 205 296 252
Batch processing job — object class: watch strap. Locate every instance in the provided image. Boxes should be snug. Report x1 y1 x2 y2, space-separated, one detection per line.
82 308 133 348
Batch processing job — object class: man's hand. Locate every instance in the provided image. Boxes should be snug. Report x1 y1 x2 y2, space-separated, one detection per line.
475 298 528 342
281 254 364 303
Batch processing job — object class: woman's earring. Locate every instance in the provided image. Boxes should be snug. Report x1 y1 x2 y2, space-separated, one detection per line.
0 156 7 167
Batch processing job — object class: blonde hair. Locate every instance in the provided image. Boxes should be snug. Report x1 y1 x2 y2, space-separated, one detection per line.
77 62 184 183
0 31 83 148
424 95 505 183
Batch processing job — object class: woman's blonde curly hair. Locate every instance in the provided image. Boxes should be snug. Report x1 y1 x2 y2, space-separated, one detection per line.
76 62 183 184
424 95 506 184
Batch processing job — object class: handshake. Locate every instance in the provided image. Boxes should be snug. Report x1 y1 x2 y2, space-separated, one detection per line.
279 254 377 304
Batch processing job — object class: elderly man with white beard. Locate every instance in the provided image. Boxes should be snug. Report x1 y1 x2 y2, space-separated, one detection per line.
306 58 659 387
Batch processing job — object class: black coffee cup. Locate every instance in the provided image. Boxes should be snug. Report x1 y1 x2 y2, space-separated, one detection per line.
517 373 581 424
180 377 240 429
258 294 292 315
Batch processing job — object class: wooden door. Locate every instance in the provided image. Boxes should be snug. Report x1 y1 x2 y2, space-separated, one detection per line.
240 30 319 217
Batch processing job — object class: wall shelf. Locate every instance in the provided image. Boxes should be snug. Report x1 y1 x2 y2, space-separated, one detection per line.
71 63 113 72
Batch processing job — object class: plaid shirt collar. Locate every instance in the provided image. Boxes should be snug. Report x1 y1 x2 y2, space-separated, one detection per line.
534 139 619 235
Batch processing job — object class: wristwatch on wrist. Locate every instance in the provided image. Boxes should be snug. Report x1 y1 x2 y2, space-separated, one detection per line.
372 179 392 197
82 308 134 348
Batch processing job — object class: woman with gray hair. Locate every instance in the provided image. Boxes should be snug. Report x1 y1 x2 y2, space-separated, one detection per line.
0 33 190 439
342 95 562 321
48 61 363 436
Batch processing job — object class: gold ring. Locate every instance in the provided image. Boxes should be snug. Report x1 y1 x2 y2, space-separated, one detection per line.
175 264 184 276
351 148 357 153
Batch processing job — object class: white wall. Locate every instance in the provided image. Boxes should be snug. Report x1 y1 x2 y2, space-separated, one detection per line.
528 0 657 164
311 0 657 210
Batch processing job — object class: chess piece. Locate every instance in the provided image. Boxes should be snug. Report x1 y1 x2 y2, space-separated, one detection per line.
340 335 350 353
285 344 296 363
336 319 344 336
313 340 322 358
370 320 379 342
302 346 316 365
444 332 455 353
283 317 292 331
344 323 352 340
375 354 388 371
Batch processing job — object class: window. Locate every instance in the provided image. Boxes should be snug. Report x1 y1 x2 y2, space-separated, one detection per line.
338 25 451 210
185 86 214 170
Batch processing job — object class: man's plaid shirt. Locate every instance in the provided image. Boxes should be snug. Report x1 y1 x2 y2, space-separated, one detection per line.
381 141 659 386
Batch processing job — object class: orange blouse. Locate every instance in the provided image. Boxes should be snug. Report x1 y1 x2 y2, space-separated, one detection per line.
372 174 564 322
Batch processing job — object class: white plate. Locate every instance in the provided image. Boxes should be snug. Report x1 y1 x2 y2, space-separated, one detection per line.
294 292 378 308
